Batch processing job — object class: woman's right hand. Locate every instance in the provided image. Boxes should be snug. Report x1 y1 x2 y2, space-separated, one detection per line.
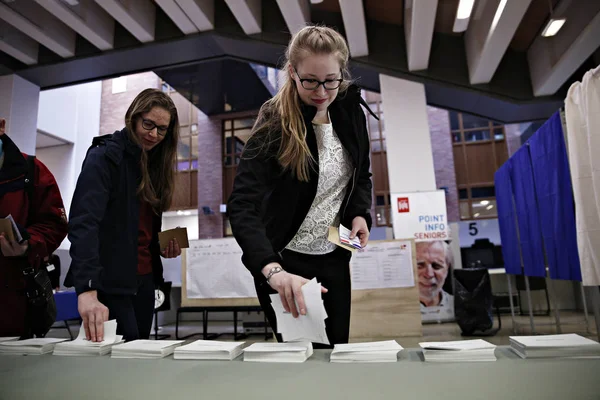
78 290 109 342
263 263 328 318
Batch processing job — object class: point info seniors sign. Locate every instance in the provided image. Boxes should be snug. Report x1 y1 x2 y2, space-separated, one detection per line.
391 191 449 241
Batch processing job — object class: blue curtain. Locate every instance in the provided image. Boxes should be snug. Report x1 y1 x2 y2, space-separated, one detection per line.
509 146 546 277
528 112 582 281
494 164 521 275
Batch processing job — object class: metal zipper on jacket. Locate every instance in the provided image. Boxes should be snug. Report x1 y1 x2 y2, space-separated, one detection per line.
343 168 357 220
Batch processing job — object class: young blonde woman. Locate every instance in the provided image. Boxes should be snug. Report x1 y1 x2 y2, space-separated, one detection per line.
66 89 181 342
228 26 375 346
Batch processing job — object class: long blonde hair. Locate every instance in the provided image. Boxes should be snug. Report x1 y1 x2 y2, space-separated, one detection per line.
251 26 352 182
124 89 179 213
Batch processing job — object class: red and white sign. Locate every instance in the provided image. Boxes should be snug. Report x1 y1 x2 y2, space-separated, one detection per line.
391 191 448 242
397 197 410 213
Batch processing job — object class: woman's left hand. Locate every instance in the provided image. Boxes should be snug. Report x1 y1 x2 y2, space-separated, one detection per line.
161 238 181 258
350 216 370 248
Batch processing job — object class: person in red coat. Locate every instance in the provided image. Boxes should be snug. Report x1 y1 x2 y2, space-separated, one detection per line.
0 118 68 337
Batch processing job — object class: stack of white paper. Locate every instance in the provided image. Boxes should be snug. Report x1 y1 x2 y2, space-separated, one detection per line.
0 338 68 355
243 341 313 363
510 334 600 359
111 340 184 359
269 278 329 345
0 337 19 343
53 320 124 356
419 339 497 362
173 340 245 360
330 340 403 363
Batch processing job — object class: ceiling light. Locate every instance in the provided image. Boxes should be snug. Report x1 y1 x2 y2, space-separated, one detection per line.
480 200 490 206
183 211 192 216
490 0 508 32
541 18 566 37
457 0 476 19
474 213 480 218
176 210 184 216
453 0 476 32
486 205 494 210
310 0 324 3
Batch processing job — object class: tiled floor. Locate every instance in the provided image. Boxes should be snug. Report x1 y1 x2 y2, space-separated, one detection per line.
48 310 598 347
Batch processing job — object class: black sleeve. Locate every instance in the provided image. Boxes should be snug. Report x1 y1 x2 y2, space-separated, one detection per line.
67 147 113 295
150 213 164 287
227 133 282 280
345 107 373 230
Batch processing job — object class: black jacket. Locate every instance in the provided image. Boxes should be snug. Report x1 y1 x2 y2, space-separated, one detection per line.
227 85 374 280
65 129 164 295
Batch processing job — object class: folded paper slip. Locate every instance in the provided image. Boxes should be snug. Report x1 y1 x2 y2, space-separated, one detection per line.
158 227 189 249
419 339 497 362
111 340 184 359
53 320 124 356
509 334 600 359
243 342 313 363
0 338 68 355
330 340 403 363
174 340 246 360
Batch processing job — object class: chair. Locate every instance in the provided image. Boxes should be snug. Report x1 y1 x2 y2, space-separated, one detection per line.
453 268 501 337
53 291 81 339
514 274 551 316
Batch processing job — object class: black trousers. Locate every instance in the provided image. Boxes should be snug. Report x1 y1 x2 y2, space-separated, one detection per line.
255 247 352 349
98 273 155 342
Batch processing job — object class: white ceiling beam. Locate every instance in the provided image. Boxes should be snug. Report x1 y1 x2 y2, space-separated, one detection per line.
465 0 532 84
0 24 38 65
174 0 214 32
35 0 114 50
155 0 198 34
95 0 155 43
224 0 262 35
275 0 310 35
338 0 368 57
0 0 76 58
528 3 600 97
404 0 438 71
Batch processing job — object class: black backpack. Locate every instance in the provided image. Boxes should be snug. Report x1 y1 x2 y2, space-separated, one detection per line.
20 155 57 338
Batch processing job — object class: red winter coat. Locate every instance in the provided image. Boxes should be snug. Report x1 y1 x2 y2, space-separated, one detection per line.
0 133 68 337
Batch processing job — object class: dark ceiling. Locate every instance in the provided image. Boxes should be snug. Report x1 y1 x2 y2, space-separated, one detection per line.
0 0 596 122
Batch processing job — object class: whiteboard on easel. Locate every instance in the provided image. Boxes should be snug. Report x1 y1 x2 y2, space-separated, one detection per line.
185 238 257 299
350 240 415 290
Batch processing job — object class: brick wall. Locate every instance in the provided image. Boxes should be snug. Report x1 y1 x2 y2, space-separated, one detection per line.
99 72 161 135
197 112 224 239
427 105 460 223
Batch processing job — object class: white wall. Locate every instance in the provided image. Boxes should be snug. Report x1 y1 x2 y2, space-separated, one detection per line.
35 81 102 250
0 74 40 155
380 74 436 193
37 85 79 143
162 214 199 240
458 218 502 247
160 213 199 287
36 144 75 214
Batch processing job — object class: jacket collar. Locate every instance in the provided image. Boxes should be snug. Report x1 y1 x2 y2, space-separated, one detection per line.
0 134 27 181
114 128 142 158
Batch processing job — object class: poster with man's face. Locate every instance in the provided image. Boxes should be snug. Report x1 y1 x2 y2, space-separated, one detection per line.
417 240 454 322
391 191 455 323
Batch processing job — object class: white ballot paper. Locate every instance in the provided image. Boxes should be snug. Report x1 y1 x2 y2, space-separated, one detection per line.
53 320 124 356
269 278 329 345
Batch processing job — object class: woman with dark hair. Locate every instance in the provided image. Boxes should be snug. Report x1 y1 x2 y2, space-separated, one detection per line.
65 88 181 342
